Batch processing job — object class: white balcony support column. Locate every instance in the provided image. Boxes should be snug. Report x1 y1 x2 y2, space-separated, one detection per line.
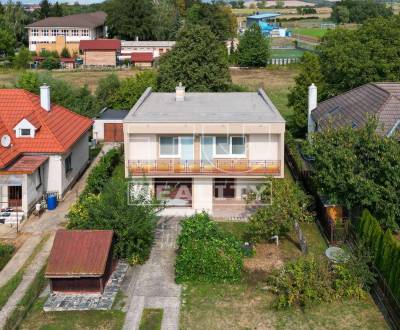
192 178 213 214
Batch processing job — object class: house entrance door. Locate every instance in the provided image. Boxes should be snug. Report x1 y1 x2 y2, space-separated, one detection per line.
214 178 235 198
8 186 22 208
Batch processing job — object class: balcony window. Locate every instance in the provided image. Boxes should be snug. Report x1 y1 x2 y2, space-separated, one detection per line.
215 136 229 155
159 136 179 157
214 136 246 157
232 136 245 155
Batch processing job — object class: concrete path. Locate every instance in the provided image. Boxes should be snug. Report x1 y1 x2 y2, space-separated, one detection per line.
0 144 116 289
0 234 54 329
123 217 182 330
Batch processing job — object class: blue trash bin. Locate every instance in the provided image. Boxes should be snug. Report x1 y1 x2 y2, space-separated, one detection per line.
47 195 57 210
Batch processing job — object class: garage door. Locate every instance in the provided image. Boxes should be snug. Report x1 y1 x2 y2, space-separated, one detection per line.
104 123 123 142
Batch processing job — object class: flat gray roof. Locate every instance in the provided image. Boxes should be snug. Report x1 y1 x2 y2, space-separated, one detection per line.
124 88 285 123
121 41 175 48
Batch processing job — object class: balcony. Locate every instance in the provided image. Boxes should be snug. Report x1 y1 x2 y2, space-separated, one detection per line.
128 159 281 176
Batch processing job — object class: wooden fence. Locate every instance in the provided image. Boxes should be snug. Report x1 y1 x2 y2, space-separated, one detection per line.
285 143 400 330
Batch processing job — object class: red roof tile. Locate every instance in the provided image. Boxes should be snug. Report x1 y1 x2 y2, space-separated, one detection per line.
46 230 114 278
6 155 48 173
0 89 93 168
79 39 121 51
131 52 153 62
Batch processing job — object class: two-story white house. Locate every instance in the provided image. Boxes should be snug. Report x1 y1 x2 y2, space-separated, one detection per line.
124 85 285 217
26 11 107 54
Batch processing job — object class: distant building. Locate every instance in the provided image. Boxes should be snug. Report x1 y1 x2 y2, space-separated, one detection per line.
79 39 121 67
131 52 154 67
46 230 114 294
246 13 287 37
26 11 107 54
120 40 175 62
308 83 400 138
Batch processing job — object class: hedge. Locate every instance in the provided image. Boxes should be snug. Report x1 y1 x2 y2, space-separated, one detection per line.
83 147 121 195
358 210 400 301
175 212 243 283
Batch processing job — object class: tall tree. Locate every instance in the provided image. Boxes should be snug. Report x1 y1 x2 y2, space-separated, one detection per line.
237 25 269 67
0 29 16 57
105 0 155 40
185 3 237 41
307 120 400 230
157 25 231 92
152 0 181 41
50 2 64 17
39 0 51 19
331 0 392 24
3 1 28 45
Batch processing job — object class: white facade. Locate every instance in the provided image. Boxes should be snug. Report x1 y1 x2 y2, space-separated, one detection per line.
120 40 175 60
93 119 123 141
0 132 89 218
28 27 103 52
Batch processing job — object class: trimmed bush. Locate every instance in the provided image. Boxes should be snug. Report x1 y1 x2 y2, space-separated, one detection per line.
357 210 400 302
84 148 121 195
0 243 14 271
175 213 243 283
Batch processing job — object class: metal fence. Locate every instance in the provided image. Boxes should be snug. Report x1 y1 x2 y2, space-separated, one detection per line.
269 57 301 65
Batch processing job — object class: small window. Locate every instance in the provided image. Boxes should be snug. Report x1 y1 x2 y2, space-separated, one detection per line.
42 29 49 36
231 136 245 155
65 154 72 175
20 129 31 136
215 136 229 155
160 136 179 157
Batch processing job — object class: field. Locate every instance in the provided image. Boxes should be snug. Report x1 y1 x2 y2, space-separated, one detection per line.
181 222 388 330
230 66 299 118
0 66 299 119
271 48 304 58
0 69 140 92
291 27 328 38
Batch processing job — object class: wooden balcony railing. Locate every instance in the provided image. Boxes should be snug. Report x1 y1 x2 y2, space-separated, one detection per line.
128 160 281 176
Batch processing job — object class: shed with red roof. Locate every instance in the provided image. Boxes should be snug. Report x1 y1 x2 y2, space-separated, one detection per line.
131 52 154 67
46 230 114 293
79 39 121 67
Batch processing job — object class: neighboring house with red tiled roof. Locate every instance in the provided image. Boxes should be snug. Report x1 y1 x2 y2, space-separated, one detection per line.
79 39 121 67
0 85 92 222
309 83 400 139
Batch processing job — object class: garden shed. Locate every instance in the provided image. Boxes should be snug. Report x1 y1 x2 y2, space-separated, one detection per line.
93 108 128 142
46 229 114 294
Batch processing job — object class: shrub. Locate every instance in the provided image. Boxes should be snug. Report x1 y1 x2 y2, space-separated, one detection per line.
0 243 14 271
268 253 375 309
175 213 243 283
84 148 121 195
40 57 60 70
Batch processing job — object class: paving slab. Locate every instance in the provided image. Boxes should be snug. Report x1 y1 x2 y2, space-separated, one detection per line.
123 217 182 330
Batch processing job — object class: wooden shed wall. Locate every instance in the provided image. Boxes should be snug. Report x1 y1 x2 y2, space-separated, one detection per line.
83 50 116 66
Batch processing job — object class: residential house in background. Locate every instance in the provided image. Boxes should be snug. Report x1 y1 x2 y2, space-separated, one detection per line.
131 52 154 67
124 86 285 217
0 86 92 222
79 39 121 67
308 83 400 138
93 108 128 143
26 11 107 54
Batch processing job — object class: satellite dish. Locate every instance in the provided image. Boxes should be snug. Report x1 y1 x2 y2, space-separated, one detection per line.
1 135 11 148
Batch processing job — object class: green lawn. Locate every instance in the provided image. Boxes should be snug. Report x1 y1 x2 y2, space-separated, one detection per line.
0 243 14 271
19 297 125 330
139 309 163 330
271 49 304 59
291 27 328 38
181 222 388 330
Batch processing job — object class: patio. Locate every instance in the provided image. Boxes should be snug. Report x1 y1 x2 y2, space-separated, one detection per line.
212 198 261 220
